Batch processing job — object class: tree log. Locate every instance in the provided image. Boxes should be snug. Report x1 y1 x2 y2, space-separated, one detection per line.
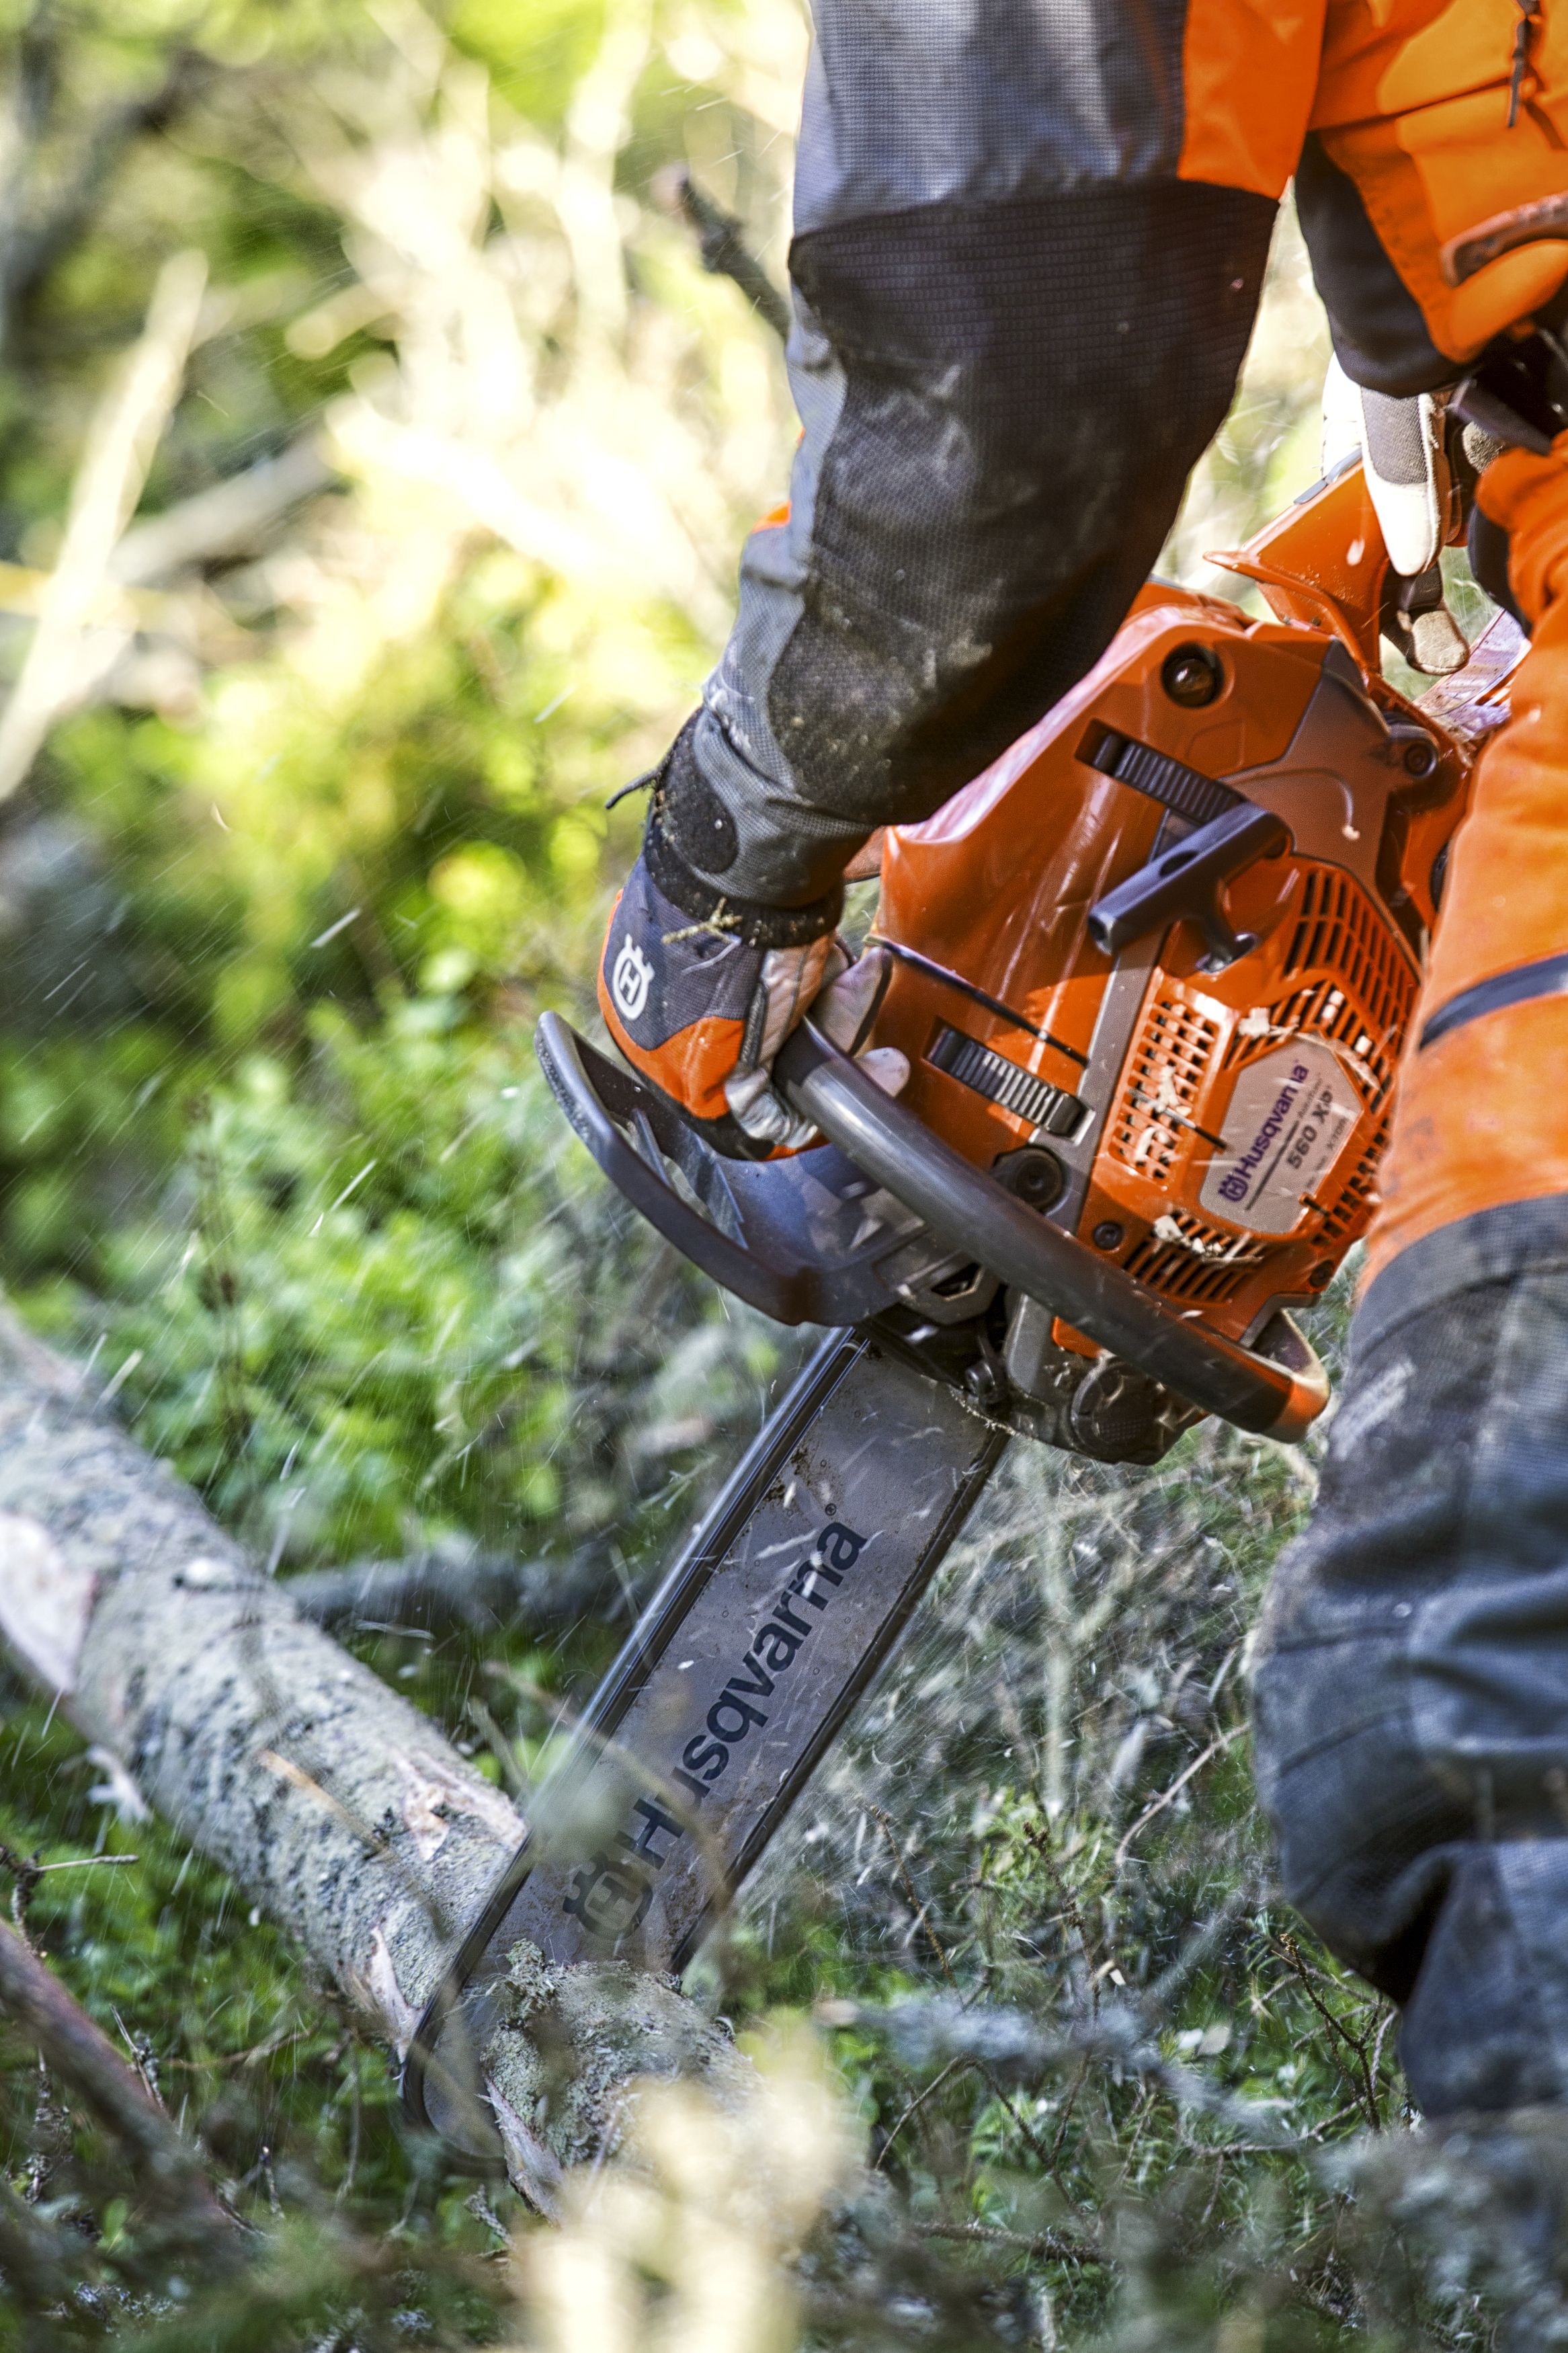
0 1309 747 2210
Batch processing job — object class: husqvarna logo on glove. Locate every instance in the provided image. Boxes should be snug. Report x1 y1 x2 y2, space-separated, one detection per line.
611 932 655 1023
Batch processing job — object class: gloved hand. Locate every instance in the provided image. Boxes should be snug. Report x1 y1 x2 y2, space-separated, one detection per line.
598 808 907 1159
1319 356 1470 675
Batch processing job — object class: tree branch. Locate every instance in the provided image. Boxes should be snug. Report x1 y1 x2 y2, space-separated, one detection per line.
285 1539 620 1639
0 246 208 802
651 167 791 342
0 1919 236 2254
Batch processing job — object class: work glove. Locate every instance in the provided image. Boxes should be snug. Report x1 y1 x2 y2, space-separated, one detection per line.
598 760 907 1159
1320 357 1470 675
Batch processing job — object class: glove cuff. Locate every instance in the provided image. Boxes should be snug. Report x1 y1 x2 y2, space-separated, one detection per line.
645 726 842 949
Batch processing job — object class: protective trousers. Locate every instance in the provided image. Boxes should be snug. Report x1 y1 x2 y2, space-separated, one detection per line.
1251 442 1568 2116
665 1 1568 2115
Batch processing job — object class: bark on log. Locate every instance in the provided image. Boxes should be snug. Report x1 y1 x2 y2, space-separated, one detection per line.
0 1310 747 2210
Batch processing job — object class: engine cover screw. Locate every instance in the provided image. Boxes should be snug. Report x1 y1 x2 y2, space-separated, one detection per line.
1161 643 1223 708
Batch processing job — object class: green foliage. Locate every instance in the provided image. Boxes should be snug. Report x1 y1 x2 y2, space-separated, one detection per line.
40 571 655 1069
74 997 780 1568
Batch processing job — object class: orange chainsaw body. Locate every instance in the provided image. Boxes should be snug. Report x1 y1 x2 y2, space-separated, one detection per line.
864 467 1487 1359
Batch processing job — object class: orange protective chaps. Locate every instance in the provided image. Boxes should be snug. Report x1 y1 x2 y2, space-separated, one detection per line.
1249 17 1568 2120
1252 438 1568 2120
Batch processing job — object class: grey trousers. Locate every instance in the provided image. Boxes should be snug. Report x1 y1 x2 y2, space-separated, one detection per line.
1253 1199 1568 2116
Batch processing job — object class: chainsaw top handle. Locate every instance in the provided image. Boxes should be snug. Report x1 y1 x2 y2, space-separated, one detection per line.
535 1011 1325 1442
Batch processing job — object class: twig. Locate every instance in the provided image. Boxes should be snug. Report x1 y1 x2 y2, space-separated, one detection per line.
874 2055 973 2171
289 1544 612 1638
0 1837 41 1933
1115 2082 1157 2189
1046 2058 1089 2192
1368 2001 1397 2108
1267 1931 1383 2130
31 1853 138 1872
0 246 208 801
463 1693 531 1802
1022 1817 1104 1989
916 2219 1104 2267
980 2066 1073 2180
0 1920 238 2253
110 435 332 586
161 2025 313 2074
114 2006 163 2110
872 1805 960 1993
1 1847 140 1897
0 1844 130 1944
651 166 791 342
1112 1725 1245 1872
335 2053 362 2208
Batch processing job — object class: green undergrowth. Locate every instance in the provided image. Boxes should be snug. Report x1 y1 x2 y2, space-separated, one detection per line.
15 992 780 1572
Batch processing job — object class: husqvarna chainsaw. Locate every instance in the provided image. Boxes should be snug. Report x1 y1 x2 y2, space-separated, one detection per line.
403 450 1522 2169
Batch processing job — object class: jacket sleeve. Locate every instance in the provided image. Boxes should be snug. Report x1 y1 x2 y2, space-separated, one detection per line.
654 0 1288 926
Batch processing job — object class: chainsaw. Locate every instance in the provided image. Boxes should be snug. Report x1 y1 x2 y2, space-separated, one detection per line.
402 452 1520 2169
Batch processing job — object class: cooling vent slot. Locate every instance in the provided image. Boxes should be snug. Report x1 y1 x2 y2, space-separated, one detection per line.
925 1024 1087 1138
1283 869 1416 1045
1109 996 1221 1187
1123 1208 1265 1306
1319 1117 1388 1244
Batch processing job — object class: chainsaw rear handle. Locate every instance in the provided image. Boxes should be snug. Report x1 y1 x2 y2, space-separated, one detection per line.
776 1022 1327 1441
